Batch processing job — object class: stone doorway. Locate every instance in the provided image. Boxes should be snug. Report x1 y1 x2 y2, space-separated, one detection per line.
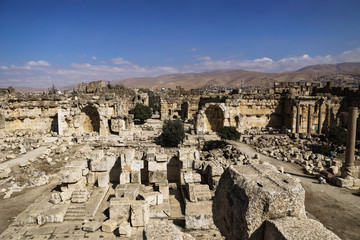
180 102 189 120
81 106 100 133
205 105 224 132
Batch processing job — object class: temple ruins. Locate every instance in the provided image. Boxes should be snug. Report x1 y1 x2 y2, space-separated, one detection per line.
0 80 358 239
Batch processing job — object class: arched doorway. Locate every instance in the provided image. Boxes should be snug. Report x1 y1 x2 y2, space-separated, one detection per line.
205 105 224 132
235 116 240 129
81 106 100 133
180 102 189 120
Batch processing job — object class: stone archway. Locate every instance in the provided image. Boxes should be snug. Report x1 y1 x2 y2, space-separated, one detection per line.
81 105 100 133
180 102 189 120
205 105 224 132
235 116 240 129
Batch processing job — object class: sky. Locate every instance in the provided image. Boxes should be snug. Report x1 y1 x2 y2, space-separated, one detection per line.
0 0 360 88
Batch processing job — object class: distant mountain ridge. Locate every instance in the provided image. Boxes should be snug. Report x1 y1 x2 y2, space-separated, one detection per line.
14 62 360 92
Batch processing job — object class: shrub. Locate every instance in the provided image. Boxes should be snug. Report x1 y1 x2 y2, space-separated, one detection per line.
218 126 241 141
129 104 152 123
160 119 185 147
326 126 346 145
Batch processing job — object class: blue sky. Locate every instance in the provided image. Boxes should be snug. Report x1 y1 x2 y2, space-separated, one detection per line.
1 0 360 88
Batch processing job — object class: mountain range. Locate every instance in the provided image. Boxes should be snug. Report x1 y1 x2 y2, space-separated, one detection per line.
14 62 360 92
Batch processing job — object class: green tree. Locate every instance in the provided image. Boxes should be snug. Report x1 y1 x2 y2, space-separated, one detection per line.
129 104 152 123
160 119 185 147
139 88 160 113
326 126 346 145
218 126 241 141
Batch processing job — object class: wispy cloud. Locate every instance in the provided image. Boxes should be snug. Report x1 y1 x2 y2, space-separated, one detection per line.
111 57 132 65
191 48 197 52
25 60 50 67
1 48 360 88
92 56 97 60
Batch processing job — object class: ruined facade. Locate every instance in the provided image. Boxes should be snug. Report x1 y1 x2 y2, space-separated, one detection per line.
160 82 360 135
0 81 149 136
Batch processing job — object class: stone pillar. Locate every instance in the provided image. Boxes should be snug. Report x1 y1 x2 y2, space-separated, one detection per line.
345 107 358 168
326 105 331 129
296 105 300 133
318 102 322 134
307 105 312 134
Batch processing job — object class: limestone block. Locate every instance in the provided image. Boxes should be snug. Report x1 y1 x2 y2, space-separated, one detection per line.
148 161 167 171
193 160 202 170
60 190 73 202
87 171 97 186
333 177 354 188
97 172 109 188
90 150 104 161
209 165 224 177
131 171 141 184
155 154 167 162
109 198 132 221
149 199 171 218
124 148 135 161
181 159 193 169
124 184 140 200
119 171 130 184
186 183 212 202
213 164 306 240
264 217 340 240
102 219 118 233
130 200 149 227
83 221 101 232
145 221 195 240
119 221 131 237
58 168 82 184
182 171 201 184
140 192 163 206
156 182 169 199
115 184 126 198
131 160 144 171
36 204 69 225
185 201 215 230
149 171 167 183
147 153 155 161
90 159 109 172
67 176 87 189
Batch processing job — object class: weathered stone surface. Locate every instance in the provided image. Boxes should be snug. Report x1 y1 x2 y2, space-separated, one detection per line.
148 161 167 171
185 201 215 230
118 221 131 237
130 200 149 227
83 221 101 232
264 217 341 240
213 164 306 240
97 172 109 188
102 219 118 233
145 221 195 240
58 168 82 184
149 171 167 183
186 183 212 202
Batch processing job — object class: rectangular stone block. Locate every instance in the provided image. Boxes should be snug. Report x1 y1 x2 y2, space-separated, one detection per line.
124 184 140 200
130 200 149 227
148 161 167 171
209 164 224 177
102 219 118 233
58 167 82 184
109 198 132 221
97 172 109 188
186 183 212 202
156 182 169 199
90 160 109 172
155 154 167 162
119 171 130 184
149 171 167 183
185 201 214 230
333 177 354 188
131 160 144 171
124 149 135 161
131 171 141 184
90 150 104 161
119 221 131 237
115 184 127 198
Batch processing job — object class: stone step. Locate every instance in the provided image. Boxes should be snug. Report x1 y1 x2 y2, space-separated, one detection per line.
64 216 85 221
67 208 86 213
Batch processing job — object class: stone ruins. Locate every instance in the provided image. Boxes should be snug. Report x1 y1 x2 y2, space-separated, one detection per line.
0 80 358 239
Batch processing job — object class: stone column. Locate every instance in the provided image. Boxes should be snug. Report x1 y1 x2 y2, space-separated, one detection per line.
307 105 312 134
296 104 300 133
345 107 358 167
318 102 322 134
326 104 331 129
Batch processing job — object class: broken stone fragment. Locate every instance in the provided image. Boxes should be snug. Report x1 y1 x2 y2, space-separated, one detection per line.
102 219 118 233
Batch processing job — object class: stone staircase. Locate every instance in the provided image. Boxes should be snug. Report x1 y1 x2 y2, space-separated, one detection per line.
64 203 87 221
71 189 90 203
